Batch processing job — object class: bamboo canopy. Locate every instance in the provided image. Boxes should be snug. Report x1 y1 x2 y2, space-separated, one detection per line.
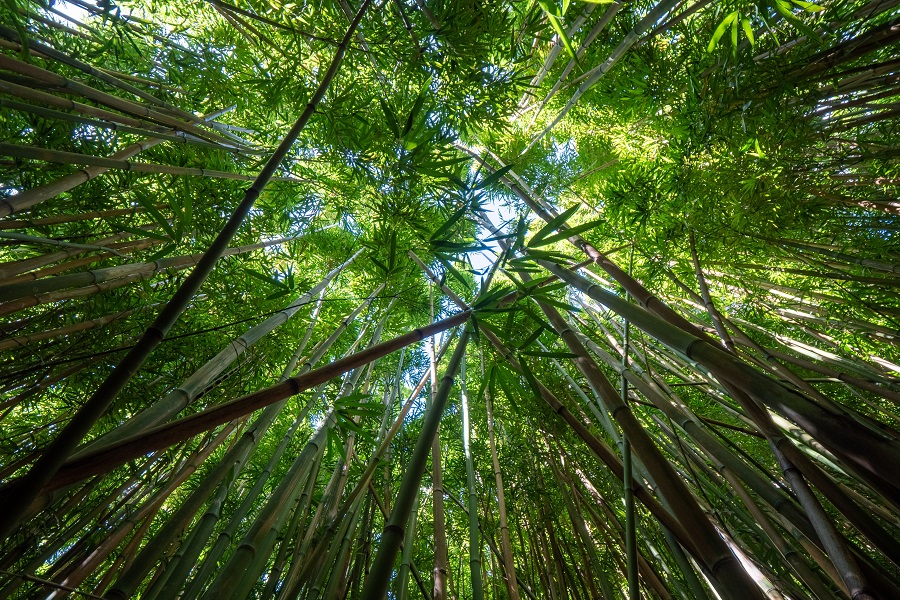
0 0 899 598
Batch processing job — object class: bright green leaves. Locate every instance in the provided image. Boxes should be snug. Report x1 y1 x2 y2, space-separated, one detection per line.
707 11 739 53
772 0 824 42
527 205 603 248
537 0 579 65
367 230 399 276
707 0 826 53
245 265 303 300
113 184 194 260
379 76 432 150
474 164 514 192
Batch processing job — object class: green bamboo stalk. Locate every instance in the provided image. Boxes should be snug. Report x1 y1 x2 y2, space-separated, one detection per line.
524 0 681 153
0 143 302 183
0 23 220 130
0 235 301 304
0 107 232 218
0 224 159 281
30 308 469 497
0 206 145 230
44 425 239 596
361 328 470 600
429 282 451 600
73 249 360 454
0 96 235 153
483 372 520 600
459 358 484 600
540 259 900 509
1 237 162 285
397 489 422 600
0 0 375 538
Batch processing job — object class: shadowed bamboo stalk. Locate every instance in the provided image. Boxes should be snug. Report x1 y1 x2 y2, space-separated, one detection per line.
539 259 900 509
526 287 763 598
0 0 375 539
361 328 470 600
0 225 160 281
0 306 143 352
0 207 146 231
44 424 240 597
1 237 163 284
459 358 484 600
0 96 236 153
483 371 520 600
0 23 226 129
429 282 450 600
0 53 239 148
410 247 704 563
100 293 371 600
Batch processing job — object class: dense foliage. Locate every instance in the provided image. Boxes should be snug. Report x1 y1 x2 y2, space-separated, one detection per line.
0 0 898 598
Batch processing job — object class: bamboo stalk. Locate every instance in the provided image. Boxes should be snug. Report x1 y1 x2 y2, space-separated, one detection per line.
361 329 470 600
15 309 470 494
0 0 375 538
0 143 302 183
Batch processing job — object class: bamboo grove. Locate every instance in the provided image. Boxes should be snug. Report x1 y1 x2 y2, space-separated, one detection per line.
0 0 897 597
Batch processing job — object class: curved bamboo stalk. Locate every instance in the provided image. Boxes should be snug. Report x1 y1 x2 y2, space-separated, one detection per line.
459 358 484 600
0 105 230 218
539 259 900 510
0 306 143 352
483 371 520 600
0 235 301 304
0 225 159 281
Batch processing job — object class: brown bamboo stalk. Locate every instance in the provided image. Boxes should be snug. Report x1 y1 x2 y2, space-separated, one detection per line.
18 309 470 494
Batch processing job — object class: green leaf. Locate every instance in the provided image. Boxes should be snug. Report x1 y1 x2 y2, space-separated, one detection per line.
403 77 431 137
115 224 171 242
438 257 471 289
741 19 755 45
430 205 469 241
707 11 738 53
790 0 825 12
246 269 290 290
147 243 176 261
518 326 546 349
731 13 738 48
474 164 514 191
530 218 603 247
528 205 579 247
380 98 400 139
134 194 177 241
538 1 578 64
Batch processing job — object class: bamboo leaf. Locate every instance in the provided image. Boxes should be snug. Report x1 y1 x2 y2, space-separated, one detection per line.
430 206 469 241
528 205 580 247
114 224 171 242
707 11 738 53
537 1 578 64
380 98 400 138
529 218 603 247
474 164 514 191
